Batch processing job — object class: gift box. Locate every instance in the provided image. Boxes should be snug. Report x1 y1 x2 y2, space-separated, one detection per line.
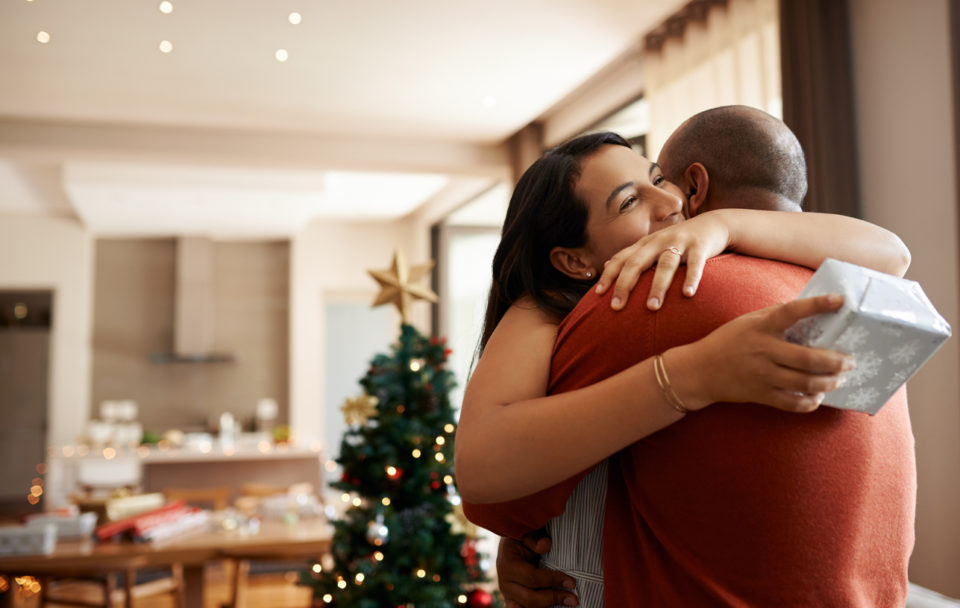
785 258 951 414
25 512 97 539
0 523 57 556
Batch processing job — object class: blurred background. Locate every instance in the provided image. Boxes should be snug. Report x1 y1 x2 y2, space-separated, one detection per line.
0 0 958 605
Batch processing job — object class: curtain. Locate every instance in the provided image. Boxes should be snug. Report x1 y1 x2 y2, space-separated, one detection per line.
642 0 782 159
779 0 860 216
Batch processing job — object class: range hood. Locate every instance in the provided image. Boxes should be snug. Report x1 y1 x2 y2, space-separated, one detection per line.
150 237 235 364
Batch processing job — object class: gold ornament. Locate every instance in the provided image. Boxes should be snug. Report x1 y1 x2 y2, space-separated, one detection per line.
368 250 438 323
341 394 379 425
445 503 479 539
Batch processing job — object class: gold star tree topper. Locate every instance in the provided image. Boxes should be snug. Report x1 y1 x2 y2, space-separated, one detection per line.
368 250 438 323
341 394 379 426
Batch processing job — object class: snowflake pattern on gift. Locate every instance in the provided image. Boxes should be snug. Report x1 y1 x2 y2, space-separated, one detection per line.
845 386 881 412
835 325 870 352
880 324 906 339
845 350 883 387
884 367 911 394
889 341 920 366
786 318 825 345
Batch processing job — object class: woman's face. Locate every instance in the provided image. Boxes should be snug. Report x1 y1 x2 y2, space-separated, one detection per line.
574 144 685 268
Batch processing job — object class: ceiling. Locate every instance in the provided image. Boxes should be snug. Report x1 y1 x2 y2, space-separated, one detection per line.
0 0 680 236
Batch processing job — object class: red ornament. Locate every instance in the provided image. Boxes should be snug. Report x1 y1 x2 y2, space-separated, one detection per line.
340 472 349 482
461 538 478 567
431 481 441 490
386 467 403 480
430 472 439 480
466 589 493 607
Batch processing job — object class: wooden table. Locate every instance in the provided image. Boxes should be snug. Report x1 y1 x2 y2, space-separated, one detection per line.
0 518 332 608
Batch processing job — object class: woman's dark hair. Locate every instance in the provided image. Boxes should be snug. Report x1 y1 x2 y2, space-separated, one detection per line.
479 131 632 351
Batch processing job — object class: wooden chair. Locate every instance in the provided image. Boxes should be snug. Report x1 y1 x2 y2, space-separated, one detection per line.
222 484 317 608
37 558 185 608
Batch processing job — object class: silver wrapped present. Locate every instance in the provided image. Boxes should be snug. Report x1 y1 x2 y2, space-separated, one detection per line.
785 258 952 414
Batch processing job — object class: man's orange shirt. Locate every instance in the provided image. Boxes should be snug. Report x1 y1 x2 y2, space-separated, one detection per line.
463 254 915 607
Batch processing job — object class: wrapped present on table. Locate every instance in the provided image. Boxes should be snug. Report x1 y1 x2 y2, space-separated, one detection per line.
785 258 951 415
0 523 57 556
25 511 97 539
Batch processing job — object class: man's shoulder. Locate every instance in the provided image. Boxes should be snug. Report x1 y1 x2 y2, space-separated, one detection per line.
560 254 811 330
550 254 812 390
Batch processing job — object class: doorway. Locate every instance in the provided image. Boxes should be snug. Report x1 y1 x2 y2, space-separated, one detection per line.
0 291 52 518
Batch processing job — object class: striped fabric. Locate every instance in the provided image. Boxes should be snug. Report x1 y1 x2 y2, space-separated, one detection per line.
541 459 607 607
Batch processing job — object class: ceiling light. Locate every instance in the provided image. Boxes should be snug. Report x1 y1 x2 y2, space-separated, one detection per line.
275 49 289 62
159 1 173 14
482 95 497 109
36 31 50 44
159 40 173 53
288 12 302 25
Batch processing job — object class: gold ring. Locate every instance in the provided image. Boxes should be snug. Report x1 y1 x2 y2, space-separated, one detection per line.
661 247 682 257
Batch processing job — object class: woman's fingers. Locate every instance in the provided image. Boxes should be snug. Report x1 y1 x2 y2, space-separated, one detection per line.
682 247 708 297
763 389 826 413
593 258 620 296
764 294 845 331
644 249 683 310
600 245 659 309
769 340 855 374
594 247 640 296
764 361 846 395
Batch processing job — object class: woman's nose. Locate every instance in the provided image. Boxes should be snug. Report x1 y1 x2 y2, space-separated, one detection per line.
653 191 683 222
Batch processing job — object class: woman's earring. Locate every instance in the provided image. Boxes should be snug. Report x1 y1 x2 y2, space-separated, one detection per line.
585 270 594 279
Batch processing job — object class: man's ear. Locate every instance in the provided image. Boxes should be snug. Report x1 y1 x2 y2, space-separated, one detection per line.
684 162 710 216
549 247 595 280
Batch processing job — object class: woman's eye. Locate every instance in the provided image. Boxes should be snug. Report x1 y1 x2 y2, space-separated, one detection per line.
652 175 665 186
618 197 637 212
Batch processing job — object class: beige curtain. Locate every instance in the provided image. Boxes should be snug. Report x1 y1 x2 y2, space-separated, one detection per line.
642 0 781 159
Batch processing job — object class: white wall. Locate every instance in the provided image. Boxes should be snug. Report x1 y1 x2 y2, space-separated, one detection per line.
0 214 93 448
289 219 427 451
849 0 960 595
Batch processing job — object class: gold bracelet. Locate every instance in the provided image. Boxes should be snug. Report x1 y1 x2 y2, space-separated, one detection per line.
654 354 689 415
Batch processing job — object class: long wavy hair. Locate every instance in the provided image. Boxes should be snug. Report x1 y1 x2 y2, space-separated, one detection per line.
479 131 632 351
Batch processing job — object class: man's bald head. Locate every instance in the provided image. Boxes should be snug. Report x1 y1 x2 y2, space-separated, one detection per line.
658 105 807 214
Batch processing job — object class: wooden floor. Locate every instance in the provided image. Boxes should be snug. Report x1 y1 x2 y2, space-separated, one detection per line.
5 568 314 608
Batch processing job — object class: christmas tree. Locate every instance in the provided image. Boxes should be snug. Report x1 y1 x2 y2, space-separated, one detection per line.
306 252 496 608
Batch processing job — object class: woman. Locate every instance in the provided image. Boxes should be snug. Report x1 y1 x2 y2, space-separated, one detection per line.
453 131 909 504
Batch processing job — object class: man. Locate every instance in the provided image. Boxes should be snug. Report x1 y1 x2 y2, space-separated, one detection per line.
465 106 915 607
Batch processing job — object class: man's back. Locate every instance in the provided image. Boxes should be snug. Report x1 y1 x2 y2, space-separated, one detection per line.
551 254 915 607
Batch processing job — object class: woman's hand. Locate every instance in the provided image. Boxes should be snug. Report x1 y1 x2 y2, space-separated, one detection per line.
672 294 856 413
594 212 731 311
